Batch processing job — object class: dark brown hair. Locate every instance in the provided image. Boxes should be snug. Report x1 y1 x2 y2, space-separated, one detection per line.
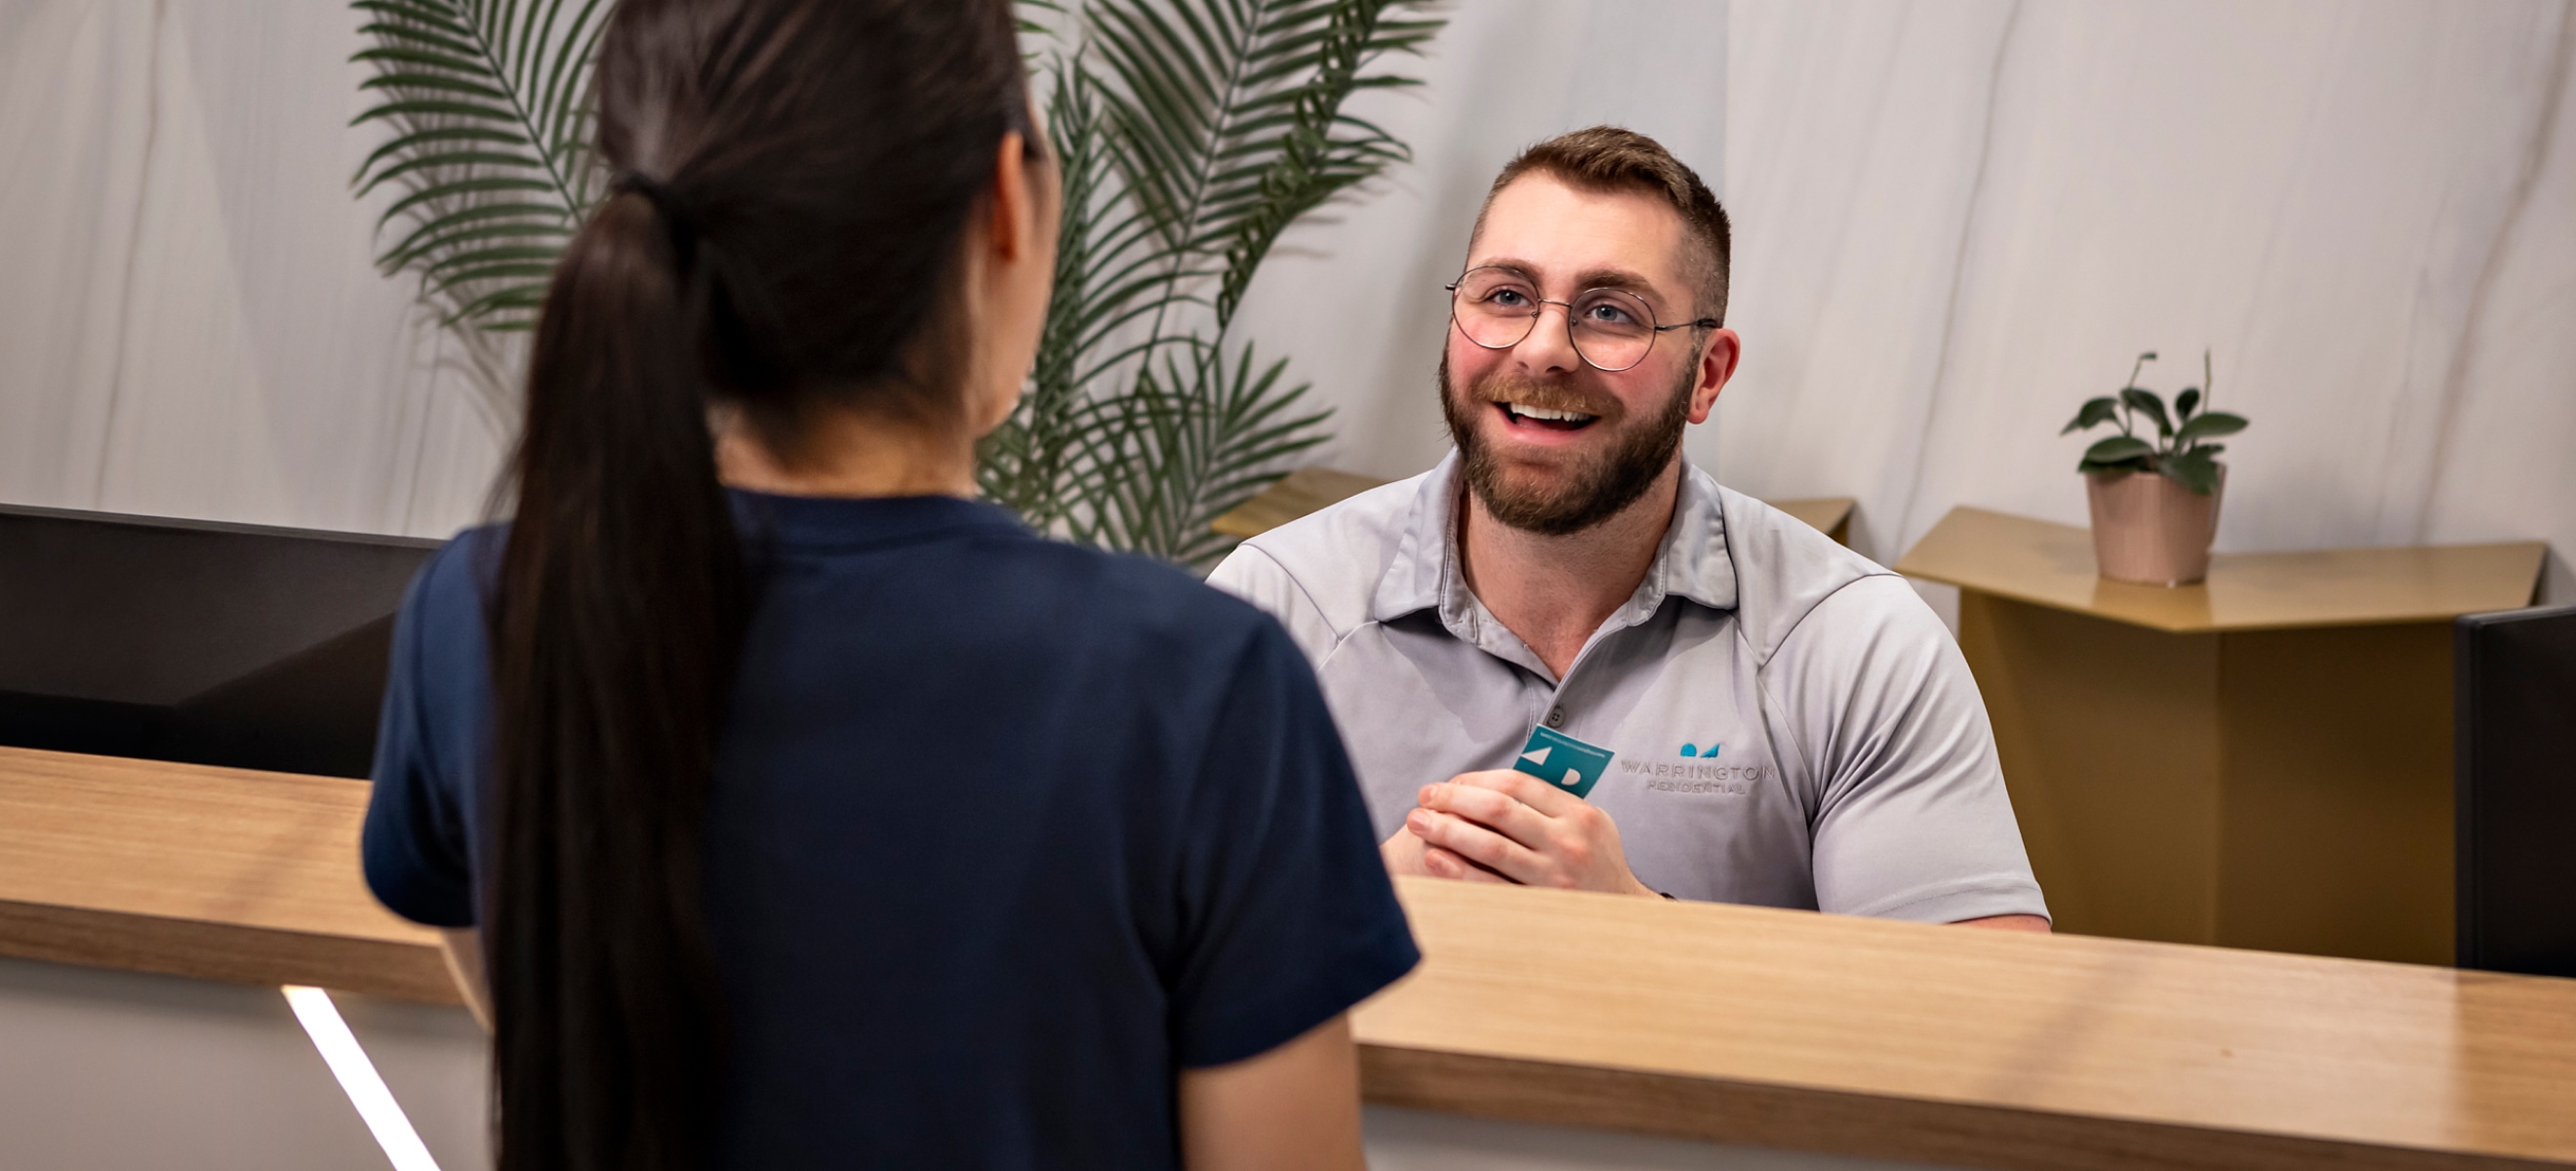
486 2 1033 1168
1473 125 1732 325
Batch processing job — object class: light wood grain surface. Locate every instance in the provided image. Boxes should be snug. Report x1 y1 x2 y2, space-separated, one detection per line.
1896 506 2544 632
10 746 2576 1168
0 747 452 1000
1363 877 2576 1170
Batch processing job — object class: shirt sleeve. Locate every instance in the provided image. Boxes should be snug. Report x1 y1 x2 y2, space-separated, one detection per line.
1204 544 1342 669
1767 576 2050 924
1165 618 1421 1068
360 543 479 929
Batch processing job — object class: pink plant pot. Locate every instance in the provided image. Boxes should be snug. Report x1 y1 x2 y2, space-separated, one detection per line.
2085 467 2224 586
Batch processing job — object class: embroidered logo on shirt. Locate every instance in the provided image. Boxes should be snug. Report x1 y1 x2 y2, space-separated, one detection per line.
1676 742 1721 757
1625 754 1764 795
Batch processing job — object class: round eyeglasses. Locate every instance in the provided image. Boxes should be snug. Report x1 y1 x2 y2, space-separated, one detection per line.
1445 266 1718 373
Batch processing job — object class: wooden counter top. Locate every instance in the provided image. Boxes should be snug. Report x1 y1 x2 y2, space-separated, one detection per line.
1895 506 2544 632
1369 878 2576 1170
8 746 2575 1169
0 747 451 1001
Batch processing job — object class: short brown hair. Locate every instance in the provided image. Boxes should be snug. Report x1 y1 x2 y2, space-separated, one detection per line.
1471 126 1731 326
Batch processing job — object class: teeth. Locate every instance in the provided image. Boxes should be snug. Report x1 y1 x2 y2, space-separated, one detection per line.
1507 403 1595 423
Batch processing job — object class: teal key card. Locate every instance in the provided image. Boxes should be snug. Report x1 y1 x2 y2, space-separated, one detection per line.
1513 724 1615 799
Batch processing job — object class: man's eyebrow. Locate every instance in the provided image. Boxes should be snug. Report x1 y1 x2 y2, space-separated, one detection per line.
1470 259 1668 302
1573 267 1661 300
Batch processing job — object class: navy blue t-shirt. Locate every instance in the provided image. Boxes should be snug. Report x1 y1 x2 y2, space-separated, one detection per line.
361 491 1418 1169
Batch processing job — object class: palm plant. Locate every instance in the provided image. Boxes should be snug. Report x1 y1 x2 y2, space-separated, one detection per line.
350 0 1444 566
350 0 610 429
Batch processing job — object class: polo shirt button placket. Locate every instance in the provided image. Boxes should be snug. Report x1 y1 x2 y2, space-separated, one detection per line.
1546 705 1566 729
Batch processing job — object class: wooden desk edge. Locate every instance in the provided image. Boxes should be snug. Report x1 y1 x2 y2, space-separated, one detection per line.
1887 568 2514 635
0 897 459 1004
10 745 2574 1170
1360 1043 2553 1171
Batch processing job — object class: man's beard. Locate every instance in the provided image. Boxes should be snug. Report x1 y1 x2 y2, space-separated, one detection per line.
1439 353 1693 537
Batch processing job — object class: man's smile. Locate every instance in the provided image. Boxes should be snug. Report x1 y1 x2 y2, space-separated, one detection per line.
1495 400 1600 432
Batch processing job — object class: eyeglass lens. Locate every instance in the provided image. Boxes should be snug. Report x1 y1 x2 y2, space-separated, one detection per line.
1450 267 1660 372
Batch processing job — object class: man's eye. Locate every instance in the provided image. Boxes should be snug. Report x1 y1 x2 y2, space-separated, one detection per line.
1486 288 1532 307
1584 302 1636 325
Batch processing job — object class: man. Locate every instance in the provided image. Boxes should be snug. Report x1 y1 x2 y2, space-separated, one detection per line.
1208 127 2048 930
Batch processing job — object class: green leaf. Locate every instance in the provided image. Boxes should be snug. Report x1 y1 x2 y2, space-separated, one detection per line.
2061 396 2118 434
2175 411 2247 445
989 4 1446 563
2119 387 2172 438
2174 386 2200 421
2162 449 2223 495
350 0 609 344
2083 435 2154 465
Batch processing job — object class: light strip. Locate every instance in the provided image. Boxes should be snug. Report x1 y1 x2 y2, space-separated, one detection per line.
283 985 445 1171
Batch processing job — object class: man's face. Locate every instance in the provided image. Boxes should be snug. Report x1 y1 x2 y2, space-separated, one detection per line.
1440 173 1738 536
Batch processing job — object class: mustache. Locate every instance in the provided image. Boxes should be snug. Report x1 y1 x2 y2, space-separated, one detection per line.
1462 374 1621 419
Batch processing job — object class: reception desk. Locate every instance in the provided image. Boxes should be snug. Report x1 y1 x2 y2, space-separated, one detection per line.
6 746 2575 1170
1897 507 2546 966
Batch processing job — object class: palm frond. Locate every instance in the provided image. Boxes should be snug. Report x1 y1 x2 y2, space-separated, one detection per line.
1075 339 1332 566
998 0 1438 565
350 0 609 336
347 0 1446 565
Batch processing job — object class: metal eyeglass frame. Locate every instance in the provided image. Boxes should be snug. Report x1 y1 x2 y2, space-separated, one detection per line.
1443 265 1719 373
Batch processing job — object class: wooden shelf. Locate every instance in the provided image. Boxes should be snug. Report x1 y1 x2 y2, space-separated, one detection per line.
8 746 2576 1167
1896 506 2544 632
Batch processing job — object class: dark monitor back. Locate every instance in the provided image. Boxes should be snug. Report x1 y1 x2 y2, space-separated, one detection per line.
2456 604 2576 977
0 504 442 778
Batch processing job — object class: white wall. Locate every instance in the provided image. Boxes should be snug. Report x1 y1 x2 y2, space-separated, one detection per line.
1717 0 2576 603
0 0 503 539
0 0 1728 542
3 0 2570 593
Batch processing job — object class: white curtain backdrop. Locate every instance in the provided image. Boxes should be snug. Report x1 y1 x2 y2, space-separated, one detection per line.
0 0 503 538
3 0 2570 608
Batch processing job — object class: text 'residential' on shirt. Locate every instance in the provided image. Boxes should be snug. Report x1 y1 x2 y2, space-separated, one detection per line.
1206 454 2047 925
361 491 1418 1171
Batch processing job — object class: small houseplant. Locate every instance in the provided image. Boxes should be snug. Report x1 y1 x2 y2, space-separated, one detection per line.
2061 351 2248 586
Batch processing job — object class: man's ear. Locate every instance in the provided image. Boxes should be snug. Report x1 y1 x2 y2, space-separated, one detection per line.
1686 328 1742 425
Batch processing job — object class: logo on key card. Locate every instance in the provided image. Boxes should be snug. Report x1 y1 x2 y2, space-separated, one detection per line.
1514 724 1616 799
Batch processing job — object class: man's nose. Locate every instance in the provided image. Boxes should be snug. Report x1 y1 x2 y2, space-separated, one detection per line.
1510 303 1584 374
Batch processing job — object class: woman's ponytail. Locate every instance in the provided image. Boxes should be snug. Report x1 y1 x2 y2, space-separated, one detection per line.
487 185 745 1171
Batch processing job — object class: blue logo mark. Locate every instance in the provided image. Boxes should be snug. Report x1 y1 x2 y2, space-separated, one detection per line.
1676 742 1722 758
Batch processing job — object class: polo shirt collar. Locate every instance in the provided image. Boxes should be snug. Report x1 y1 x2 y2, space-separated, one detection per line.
1369 452 1740 632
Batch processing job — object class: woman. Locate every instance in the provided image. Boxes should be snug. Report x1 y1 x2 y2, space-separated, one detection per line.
358 2 1417 1167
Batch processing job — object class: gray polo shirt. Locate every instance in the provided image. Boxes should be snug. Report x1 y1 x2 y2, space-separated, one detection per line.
1207 455 2047 923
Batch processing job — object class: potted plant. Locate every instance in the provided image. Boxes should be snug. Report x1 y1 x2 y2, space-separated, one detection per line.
2061 351 2248 586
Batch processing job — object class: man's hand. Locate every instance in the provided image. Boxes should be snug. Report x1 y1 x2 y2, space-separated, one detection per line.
1403 770 1658 896
1380 825 1434 878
